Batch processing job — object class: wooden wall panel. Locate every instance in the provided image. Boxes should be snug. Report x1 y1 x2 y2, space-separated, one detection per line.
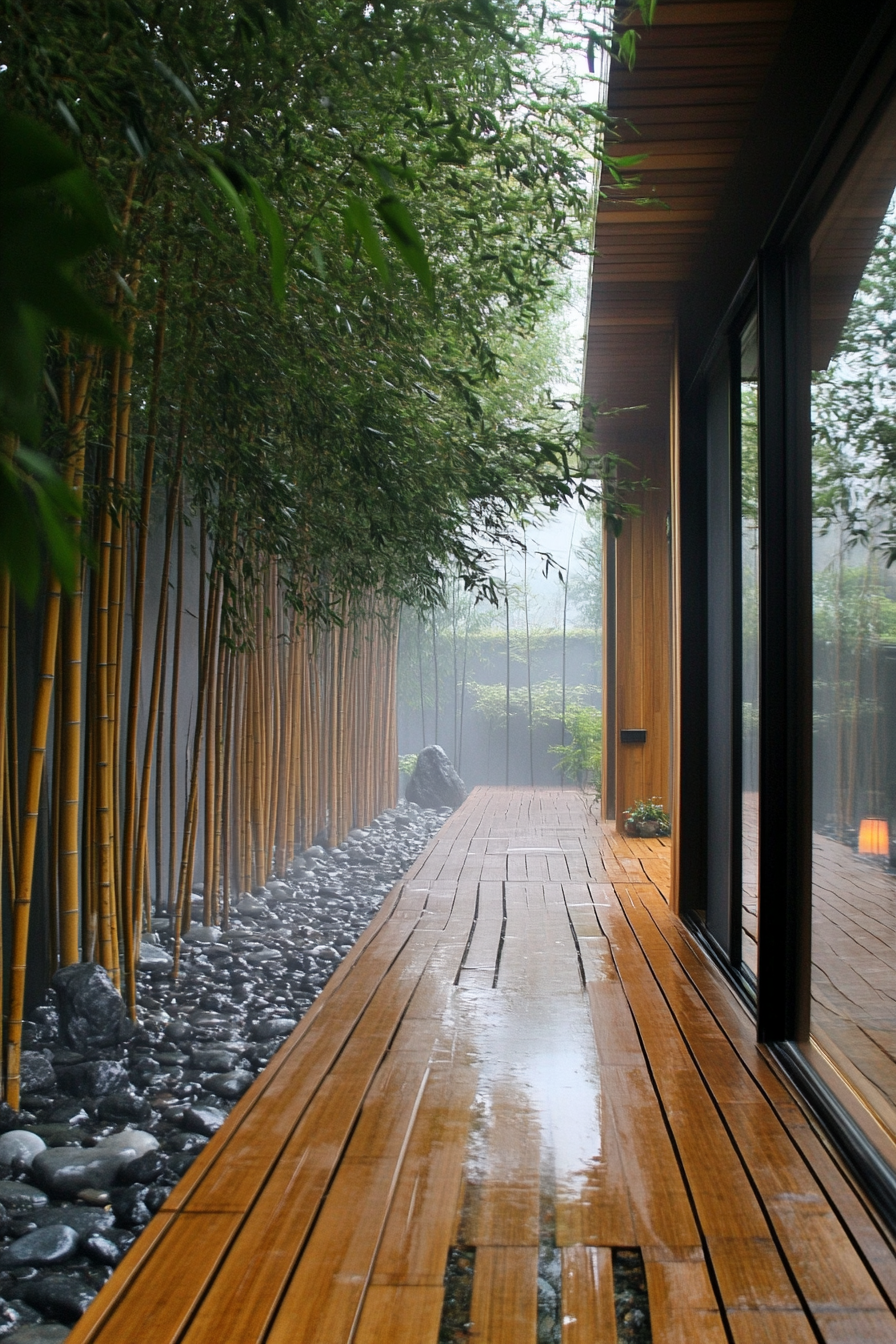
611 384 673 835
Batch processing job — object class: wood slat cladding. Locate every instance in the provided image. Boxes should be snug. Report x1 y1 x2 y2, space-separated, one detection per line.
586 0 794 838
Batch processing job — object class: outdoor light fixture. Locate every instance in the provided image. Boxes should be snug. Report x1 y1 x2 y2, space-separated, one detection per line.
858 817 889 856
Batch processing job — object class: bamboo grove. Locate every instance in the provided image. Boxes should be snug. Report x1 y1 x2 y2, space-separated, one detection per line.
0 0 646 1106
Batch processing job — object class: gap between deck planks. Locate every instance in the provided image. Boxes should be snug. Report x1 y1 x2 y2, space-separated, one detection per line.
65 789 896 1344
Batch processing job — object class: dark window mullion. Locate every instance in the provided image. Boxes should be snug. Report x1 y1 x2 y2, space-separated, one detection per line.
756 245 813 1043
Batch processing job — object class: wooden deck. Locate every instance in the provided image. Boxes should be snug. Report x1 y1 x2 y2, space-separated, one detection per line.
67 788 896 1344
811 832 896 1158
741 799 896 1156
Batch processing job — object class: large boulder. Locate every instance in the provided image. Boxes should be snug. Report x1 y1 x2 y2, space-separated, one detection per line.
405 745 466 811
52 963 133 1053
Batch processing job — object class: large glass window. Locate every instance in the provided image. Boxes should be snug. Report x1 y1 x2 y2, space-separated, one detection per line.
809 100 896 1143
740 317 760 977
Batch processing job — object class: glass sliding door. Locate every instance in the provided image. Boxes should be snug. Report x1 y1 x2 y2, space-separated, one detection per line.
739 316 760 977
808 95 896 1151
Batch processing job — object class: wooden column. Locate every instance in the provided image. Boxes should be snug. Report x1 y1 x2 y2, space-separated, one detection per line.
612 427 671 832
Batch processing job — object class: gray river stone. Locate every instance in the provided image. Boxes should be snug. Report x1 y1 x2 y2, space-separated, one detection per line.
108 1185 150 1230
180 1106 225 1137
236 898 267 918
93 1129 158 1158
182 925 221 945
31 1149 130 1200
6 1326 71 1344
137 943 173 972
246 950 281 966
84 1227 136 1267
22 1274 96 1322
164 1019 192 1044
118 1149 166 1185
204 1071 253 1100
19 1055 56 1098
251 1018 296 1042
53 963 133 1052
96 1091 152 1124
0 1183 47 1212
191 1047 238 1073
30 1207 114 1239
0 1225 79 1268
60 1059 129 1099
0 1132 45 1169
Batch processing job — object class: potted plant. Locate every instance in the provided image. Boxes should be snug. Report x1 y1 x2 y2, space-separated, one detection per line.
623 797 671 838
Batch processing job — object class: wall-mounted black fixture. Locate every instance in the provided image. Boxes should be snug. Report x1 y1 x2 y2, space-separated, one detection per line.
620 728 647 745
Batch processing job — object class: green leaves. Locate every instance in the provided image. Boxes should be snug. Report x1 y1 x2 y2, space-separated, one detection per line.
343 183 435 304
375 195 435 303
196 151 287 306
0 446 84 605
0 112 121 445
344 195 391 287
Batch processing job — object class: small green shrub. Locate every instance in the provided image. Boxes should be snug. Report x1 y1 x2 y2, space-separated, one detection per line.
550 705 602 796
399 753 419 778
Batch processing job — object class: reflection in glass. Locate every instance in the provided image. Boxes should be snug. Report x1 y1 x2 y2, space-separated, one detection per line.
740 318 759 976
810 102 896 1151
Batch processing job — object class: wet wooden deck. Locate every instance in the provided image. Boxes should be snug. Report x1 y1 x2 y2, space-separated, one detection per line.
68 788 896 1344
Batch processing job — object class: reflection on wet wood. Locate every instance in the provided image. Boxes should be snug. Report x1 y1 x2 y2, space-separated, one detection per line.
561 1245 617 1344
66 789 896 1344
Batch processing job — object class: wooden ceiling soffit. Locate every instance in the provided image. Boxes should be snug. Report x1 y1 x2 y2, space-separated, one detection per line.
584 0 795 458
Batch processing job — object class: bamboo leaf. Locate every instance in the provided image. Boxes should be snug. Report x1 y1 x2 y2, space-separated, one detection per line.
245 175 287 305
206 162 257 254
153 58 200 110
374 194 434 303
34 488 77 594
0 458 40 605
344 195 391 288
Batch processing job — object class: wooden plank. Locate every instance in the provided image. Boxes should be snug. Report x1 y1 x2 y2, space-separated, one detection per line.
468 1246 539 1344
179 976 436 1342
561 1245 617 1344
461 1080 541 1247
353 1285 445 1344
75 1213 242 1344
371 1063 478 1286
265 1157 402 1344
643 1258 728 1344
602 1063 700 1249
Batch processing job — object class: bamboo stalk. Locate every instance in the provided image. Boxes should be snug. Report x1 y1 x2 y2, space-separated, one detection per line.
0 570 10 1095
7 578 62 1109
203 587 221 925
168 493 184 912
173 569 221 975
58 352 98 966
221 645 235 927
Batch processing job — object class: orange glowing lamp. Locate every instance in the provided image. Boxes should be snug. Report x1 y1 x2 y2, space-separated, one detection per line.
859 817 890 856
